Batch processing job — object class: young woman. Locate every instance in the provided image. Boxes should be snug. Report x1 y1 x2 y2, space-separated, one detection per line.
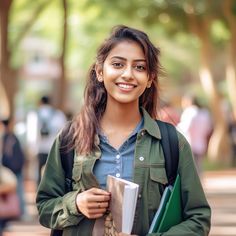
36 25 211 236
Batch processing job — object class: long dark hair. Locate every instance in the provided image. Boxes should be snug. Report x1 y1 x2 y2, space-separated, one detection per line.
72 25 162 155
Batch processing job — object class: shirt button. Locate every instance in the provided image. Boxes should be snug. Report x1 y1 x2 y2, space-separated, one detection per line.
138 194 142 198
116 173 121 178
139 156 144 161
141 131 145 136
116 154 120 159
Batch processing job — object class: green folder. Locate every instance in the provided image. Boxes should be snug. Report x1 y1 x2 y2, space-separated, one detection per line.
148 174 182 233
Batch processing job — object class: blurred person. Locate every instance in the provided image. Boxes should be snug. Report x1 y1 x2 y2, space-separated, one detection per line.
36 95 67 185
177 94 213 174
0 167 18 235
36 25 210 236
159 100 180 126
228 116 236 166
0 131 20 235
0 118 26 218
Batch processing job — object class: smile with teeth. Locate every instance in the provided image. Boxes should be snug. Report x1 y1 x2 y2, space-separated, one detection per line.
116 83 136 90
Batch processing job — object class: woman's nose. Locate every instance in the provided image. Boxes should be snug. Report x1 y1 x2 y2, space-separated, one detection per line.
121 66 134 80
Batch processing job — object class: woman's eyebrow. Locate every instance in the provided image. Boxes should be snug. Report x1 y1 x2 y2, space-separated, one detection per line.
110 56 146 62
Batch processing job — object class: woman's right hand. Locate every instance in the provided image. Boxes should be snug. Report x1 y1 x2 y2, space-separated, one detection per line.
76 187 111 219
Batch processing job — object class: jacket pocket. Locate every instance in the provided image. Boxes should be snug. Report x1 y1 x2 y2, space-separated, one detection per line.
150 166 168 185
148 167 168 211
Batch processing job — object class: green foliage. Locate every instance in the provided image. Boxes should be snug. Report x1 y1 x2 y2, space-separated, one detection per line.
6 0 236 108
211 20 230 43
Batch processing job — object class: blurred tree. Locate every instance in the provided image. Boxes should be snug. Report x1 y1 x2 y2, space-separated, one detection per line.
0 81 10 119
0 0 50 117
56 0 68 111
222 0 236 120
184 1 231 163
0 0 15 116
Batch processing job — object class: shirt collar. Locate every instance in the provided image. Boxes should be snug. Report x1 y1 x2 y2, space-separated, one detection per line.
98 117 144 144
141 107 161 139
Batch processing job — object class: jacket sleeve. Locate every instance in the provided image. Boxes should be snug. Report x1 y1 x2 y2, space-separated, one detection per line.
147 132 211 236
36 135 85 229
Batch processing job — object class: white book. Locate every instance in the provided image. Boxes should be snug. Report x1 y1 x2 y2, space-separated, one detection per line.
106 175 139 234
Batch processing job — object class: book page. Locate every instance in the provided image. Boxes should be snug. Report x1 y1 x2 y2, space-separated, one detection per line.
122 185 139 233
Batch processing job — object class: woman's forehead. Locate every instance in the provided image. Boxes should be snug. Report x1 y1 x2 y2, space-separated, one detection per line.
106 40 145 61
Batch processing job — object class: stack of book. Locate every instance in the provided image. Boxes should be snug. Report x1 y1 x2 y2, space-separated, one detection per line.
107 174 182 234
107 175 139 234
148 174 183 233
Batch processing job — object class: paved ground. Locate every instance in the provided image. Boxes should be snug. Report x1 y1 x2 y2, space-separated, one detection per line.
202 169 236 236
2 169 236 236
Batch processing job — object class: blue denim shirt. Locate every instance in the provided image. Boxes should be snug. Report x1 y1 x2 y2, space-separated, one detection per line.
93 118 144 189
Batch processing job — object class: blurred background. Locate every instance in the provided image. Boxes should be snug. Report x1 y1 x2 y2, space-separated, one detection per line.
0 0 236 235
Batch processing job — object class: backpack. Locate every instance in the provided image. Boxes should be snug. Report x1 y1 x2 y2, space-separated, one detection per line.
2 133 25 174
51 120 179 236
38 108 55 137
40 120 51 137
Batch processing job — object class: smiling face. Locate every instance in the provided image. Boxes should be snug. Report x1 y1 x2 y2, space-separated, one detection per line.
96 40 152 108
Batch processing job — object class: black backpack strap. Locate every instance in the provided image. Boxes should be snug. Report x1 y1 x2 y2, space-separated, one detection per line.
59 121 75 193
50 229 63 236
156 120 179 186
51 123 75 236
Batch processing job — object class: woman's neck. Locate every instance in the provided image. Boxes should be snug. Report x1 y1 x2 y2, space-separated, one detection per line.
101 103 141 130
100 103 142 149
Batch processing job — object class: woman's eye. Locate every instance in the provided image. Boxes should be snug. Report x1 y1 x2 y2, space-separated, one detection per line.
135 65 146 71
112 62 123 68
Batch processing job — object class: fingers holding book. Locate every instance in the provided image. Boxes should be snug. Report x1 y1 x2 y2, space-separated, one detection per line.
96 201 109 209
76 187 111 219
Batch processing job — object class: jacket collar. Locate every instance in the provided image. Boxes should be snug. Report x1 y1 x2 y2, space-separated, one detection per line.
94 107 162 148
141 107 161 139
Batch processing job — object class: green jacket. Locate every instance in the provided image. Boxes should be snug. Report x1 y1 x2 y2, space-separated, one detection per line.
36 109 211 236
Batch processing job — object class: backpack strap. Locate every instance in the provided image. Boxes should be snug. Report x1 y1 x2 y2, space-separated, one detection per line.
156 120 179 186
50 229 63 236
51 123 74 236
59 122 74 193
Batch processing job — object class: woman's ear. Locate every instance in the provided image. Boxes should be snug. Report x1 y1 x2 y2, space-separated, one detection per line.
147 77 152 88
147 81 152 88
147 73 156 88
95 63 103 82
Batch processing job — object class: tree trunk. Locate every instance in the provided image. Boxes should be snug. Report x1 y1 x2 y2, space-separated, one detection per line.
1 0 51 117
187 13 231 163
0 0 16 117
199 36 231 163
0 80 10 118
56 0 68 112
223 0 236 120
